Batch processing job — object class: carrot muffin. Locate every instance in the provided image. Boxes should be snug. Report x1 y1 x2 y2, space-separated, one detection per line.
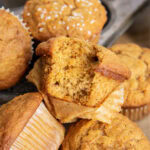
27 37 131 123
0 8 32 90
110 44 150 121
0 92 65 150
23 0 107 43
62 114 150 150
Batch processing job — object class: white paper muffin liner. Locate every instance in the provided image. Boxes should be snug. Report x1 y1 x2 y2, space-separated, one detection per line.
122 104 150 121
10 102 65 150
0 6 34 63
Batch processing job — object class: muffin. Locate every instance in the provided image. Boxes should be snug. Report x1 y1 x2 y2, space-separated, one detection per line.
110 44 150 121
23 0 107 43
27 36 131 123
0 92 65 149
0 8 32 90
62 114 150 150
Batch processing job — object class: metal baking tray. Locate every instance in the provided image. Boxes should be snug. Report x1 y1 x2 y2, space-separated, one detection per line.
0 0 148 104
99 0 148 46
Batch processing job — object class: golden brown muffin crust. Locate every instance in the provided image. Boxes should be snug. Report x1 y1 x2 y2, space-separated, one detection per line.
0 92 43 150
94 48 131 82
62 114 150 150
0 9 32 90
110 44 150 107
23 0 107 43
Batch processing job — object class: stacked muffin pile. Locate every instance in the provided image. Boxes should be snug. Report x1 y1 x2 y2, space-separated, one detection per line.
0 0 150 150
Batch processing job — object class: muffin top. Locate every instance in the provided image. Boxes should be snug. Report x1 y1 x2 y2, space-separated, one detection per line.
110 44 150 107
0 9 32 90
23 0 107 43
0 92 42 150
62 114 150 150
32 37 130 108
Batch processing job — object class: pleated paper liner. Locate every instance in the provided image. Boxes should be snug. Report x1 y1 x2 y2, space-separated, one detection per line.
48 84 124 124
121 104 150 121
10 102 65 150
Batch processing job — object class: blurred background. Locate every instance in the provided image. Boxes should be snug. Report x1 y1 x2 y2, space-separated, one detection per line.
115 1 150 48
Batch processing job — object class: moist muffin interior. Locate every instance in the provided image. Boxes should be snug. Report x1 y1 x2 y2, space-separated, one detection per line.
35 37 130 107
46 39 99 104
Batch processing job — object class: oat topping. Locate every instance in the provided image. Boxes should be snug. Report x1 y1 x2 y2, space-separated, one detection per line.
27 13 30 16
39 28 44 32
66 26 70 30
88 31 92 35
23 0 107 42
90 20 95 24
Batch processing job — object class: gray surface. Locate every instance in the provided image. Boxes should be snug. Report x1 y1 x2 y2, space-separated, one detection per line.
99 0 148 46
0 0 26 8
137 115 150 139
